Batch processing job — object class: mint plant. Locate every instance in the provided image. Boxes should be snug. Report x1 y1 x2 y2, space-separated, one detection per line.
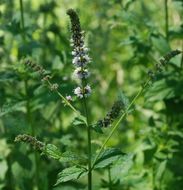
14 7 182 190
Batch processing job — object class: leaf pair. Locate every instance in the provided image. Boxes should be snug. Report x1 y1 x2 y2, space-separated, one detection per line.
55 148 132 185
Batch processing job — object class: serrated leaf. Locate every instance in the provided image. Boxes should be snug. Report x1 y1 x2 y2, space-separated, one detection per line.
59 151 86 163
44 144 62 160
55 166 87 185
93 148 125 169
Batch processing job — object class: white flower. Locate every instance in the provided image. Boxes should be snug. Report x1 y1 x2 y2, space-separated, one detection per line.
84 85 91 97
74 86 83 98
72 55 89 67
72 43 91 67
66 95 72 101
83 55 91 62
73 67 90 79
72 56 80 65
73 85 91 98
72 51 77 56
70 38 74 43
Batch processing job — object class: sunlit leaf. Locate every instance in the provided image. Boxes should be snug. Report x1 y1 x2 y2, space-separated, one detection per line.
72 115 87 127
55 166 87 185
93 148 125 169
59 151 86 163
44 144 62 160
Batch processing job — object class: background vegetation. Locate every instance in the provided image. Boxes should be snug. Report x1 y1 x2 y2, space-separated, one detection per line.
0 0 183 190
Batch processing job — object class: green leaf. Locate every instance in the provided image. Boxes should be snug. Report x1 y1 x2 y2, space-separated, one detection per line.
0 160 8 180
91 123 103 134
144 79 177 101
155 160 167 188
72 115 87 127
60 135 74 147
111 154 134 179
144 145 157 164
118 90 129 110
14 151 32 170
55 166 87 185
93 148 125 169
0 101 26 117
0 71 17 83
151 34 171 54
59 151 87 163
44 144 62 160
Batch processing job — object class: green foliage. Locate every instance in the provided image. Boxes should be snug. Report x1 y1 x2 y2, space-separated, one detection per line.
59 151 86 163
44 144 62 160
93 148 125 169
0 0 183 189
55 166 87 185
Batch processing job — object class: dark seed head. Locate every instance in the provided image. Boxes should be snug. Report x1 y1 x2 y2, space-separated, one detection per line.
15 134 45 152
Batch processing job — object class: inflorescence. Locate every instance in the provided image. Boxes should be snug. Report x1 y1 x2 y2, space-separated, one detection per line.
67 9 91 99
24 59 59 91
147 49 182 81
15 134 45 152
97 50 182 128
97 100 125 128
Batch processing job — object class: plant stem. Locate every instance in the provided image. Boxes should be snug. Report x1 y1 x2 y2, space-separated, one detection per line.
165 0 169 40
83 97 92 190
81 73 92 190
19 1 40 189
81 77 92 190
25 80 40 190
181 42 183 68
46 80 80 115
91 80 150 169
19 0 25 41
6 153 14 190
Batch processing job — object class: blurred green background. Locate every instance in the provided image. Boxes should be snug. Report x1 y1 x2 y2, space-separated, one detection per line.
0 0 183 189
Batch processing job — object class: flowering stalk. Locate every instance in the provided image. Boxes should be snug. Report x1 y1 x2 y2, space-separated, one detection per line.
66 9 91 99
67 9 92 190
97 100 125 128
24 59 80 115
91 50 182 170
15 134 45 152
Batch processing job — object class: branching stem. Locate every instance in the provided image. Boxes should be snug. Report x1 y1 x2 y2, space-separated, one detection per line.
46 80 80 115
91 80 150 169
